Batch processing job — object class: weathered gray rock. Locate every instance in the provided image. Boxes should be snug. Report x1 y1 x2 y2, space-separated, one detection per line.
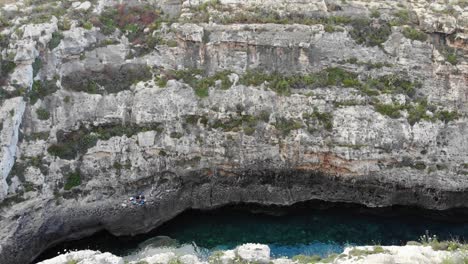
235 244 270 263
0 0 467 263
35 244 468 264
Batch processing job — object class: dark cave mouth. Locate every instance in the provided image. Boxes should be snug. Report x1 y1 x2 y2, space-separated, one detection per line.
33 200 468 263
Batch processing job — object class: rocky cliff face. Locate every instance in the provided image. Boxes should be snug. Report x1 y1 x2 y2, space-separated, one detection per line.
0 0 467 263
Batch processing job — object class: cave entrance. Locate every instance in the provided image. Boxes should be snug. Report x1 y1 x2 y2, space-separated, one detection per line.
34 201 468 263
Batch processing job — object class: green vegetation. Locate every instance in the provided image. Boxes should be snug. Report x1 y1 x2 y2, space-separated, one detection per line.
167 69 233 98
0 33 9 50
64 171 81 190
29 13 54 25
437 45 459 65
321 253 340 263
196 0 221 13
48 123 163 159
374 103 404 118
419 233 468 252
412 162 426 170
0 60 17 92
29 79 59 104
48 31 63 50
259 110 271 123
170 132 183 139
374 99 459 125
211 114 258 135
96 8 117 35
446 53 458 65
342 57 393 69
168 258 182 264
58 18 71 31
36 108 50 120
32 58 42 77
156 75 168 88
112 160 131 172
208 251 224 264
62 64 152 94
95 3 165 50
274 117 303 136
363 74 419 98
24 132 49 141
435 110 459 124
82 21 93 30
292 254 322 264
349 246 389 256
457 0 468 8
402 27 428 42
370 9 381 18
97 38 119 47
187 4 392 45
406 99 438 125
303 109 334 132
1 60 16 77
390 9 412 26
0 16 11 30
240 68 360 96
184 115 209 126
441 256 468 264
349 19 392 47
23 181 37 192
290 253 341 264
333 100 364 107
198 7 353 27
8 156 50 183
188 111 270 136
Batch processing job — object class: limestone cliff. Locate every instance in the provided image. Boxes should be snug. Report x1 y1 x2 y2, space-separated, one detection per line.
0 0 467 263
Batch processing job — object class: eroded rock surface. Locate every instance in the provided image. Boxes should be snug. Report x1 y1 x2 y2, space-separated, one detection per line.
36 243 468 264
0 0 467 263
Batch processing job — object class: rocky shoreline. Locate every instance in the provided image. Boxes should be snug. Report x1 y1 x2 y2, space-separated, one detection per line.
37 243 468 264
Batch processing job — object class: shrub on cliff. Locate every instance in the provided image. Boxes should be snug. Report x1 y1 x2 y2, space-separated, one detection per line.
239 68 360 95
303 109 334 131
94 4 160 41
446 53 457 65
48 124 164 160
390 9 412 26
374 103 404 118
435 110 459 124
402 27 428 42
167 69 233 98
62 64 152 94
350 19 392 47
406 100 433 125
48 31 63 50
36 108 50 120
29 79 59 105
1 60 16 76
364 74 418 98
64 171 81 190
274 117 303 136
210 114 258 135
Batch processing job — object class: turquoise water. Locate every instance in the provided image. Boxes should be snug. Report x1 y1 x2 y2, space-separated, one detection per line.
35 203 468 262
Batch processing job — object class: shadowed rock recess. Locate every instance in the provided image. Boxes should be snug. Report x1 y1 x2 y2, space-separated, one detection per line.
0 0 467 263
